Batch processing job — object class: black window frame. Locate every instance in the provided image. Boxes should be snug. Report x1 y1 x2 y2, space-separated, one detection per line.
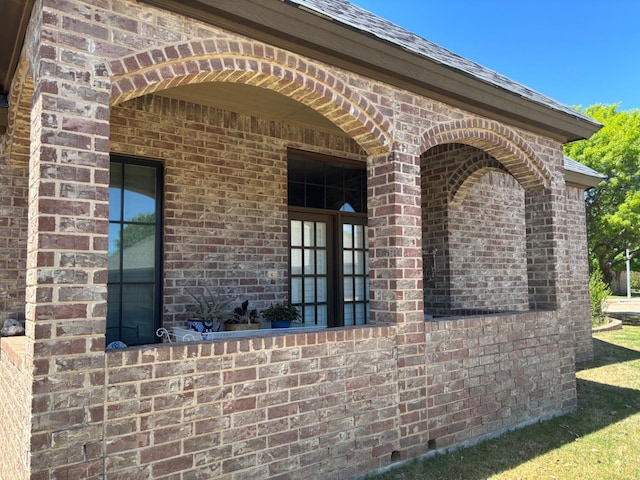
107 155 163 346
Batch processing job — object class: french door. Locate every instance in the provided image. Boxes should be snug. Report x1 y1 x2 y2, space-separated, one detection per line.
289 210 369 327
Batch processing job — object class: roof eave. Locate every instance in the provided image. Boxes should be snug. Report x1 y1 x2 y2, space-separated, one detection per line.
564 170 604 189
141 0 601 143
2 0 602 142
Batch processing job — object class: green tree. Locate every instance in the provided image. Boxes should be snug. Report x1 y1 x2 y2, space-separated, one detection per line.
564 104 640 290
115 213 156 252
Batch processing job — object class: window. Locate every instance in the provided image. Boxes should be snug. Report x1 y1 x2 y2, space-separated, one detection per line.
107 156 163 346
288 152 369 327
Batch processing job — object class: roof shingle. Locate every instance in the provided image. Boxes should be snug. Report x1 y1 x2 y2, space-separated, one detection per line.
287 0 593 123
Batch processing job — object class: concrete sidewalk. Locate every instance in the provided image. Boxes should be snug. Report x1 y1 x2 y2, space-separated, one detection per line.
603 297 640 314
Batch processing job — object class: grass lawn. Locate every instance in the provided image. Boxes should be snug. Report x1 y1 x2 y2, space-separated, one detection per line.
370 326 640 480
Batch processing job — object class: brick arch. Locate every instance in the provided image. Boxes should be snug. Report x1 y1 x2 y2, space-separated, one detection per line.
3 60 33 164
448 153 512 205
421 119 551 191
108 39 391 155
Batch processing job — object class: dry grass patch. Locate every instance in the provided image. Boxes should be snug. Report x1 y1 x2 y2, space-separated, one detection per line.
370 326 640 480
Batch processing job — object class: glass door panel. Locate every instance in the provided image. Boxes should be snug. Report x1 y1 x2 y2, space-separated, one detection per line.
290 214 333 326
342 222 369 326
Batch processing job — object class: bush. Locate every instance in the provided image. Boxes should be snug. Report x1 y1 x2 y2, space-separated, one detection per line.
631 271 640 292
590 267 612 326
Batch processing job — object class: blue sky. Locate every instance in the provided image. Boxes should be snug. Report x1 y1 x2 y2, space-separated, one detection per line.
351 1 640 111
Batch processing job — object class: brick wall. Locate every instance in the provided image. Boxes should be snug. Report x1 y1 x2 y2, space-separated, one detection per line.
564 184 593 362
424 311 573 449
104 327 399 480
449 170 528 312
110 94 367 325
0 338 31 480
0 0 596 478
0 157 28 320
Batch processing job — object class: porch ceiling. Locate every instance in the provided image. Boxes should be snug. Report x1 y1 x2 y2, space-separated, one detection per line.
157 83 344 135
0 0 34 133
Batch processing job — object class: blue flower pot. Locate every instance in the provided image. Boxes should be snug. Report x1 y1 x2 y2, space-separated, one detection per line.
271 319 291 329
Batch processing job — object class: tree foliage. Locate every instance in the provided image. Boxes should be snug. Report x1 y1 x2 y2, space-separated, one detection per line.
564 104 640 287
589 266 611 326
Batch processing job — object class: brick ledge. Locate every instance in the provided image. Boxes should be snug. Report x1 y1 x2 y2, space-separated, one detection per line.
592 318 623 333
0 335 28 370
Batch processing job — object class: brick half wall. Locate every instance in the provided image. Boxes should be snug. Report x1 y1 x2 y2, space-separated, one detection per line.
424 311 576 450
104 326 401 480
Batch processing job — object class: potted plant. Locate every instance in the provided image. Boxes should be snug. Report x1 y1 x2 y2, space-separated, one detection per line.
186 287 230 334
262 302 301 328
224 300 260 331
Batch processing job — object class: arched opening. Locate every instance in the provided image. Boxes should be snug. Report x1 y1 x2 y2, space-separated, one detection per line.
421 141 552 317
106 44 391 344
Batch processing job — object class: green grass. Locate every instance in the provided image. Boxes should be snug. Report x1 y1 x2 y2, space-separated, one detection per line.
370 326 640 480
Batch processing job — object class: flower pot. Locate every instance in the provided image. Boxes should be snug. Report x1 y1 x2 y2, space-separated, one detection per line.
271 319 292 329
187 318 219 333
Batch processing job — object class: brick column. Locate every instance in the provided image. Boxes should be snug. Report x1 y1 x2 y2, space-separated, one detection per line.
368 150 429 459
524 186 577 411
25 6 111 476
525 187 562 310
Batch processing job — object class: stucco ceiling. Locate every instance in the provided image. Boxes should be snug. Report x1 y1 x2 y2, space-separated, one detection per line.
0 0 33 95
158 83 344 135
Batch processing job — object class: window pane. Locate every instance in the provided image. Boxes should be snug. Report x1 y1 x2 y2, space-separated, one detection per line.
315 305 327 327
344 304 354 326
354 225 364 249
107 284 121 332
109 163 122 221
304 278 316 302
355 303 365 325
121 284 156 345
325 163 343 188
288 182 305 208
304 305 316 325
354 251 364 275
343 224 353 249
316 250 327 275
291 278 302 304
305 161 324 185
288 158 305 182
315 222 326 247
122 224 156 282
108 224 122 282
354 277 365 301
344 278 354 302
303 249 315 274
291 248 303 275
316 278 327 302
291 220 302 247
305 185 324 209
343 251 353 275
326 187 343 210
303 222 315 247
124 164 156 222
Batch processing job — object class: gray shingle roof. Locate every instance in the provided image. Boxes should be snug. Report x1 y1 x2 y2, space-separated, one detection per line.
287 0 592 123
564 156 604 179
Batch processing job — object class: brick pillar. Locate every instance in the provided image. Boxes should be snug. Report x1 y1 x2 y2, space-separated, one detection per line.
368 150 429 459
525 186 577 411
25 6 110 476
525 187 562 310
